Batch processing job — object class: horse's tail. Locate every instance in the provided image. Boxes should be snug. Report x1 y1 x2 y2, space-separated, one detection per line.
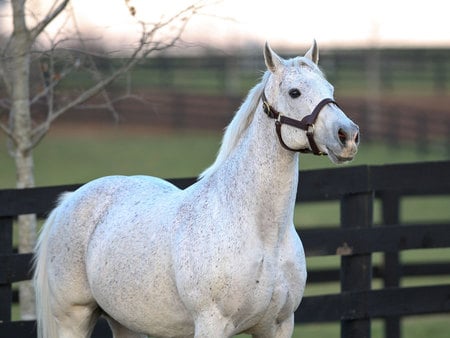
33 192 73 338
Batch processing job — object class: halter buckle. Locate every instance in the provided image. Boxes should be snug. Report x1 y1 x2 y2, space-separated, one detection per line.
262 101 271 116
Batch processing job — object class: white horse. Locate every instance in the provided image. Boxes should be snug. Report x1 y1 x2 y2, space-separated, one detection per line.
33 41 359 338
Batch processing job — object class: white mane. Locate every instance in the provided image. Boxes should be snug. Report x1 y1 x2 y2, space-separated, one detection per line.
199 72 270 179
199 56 325 180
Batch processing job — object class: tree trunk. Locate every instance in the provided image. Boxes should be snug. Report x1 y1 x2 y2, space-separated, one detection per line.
8 0 37 320
0 0 199 320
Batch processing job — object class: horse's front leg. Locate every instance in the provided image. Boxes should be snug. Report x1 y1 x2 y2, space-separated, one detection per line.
105 316 147 338
252 314 295 338
194 308 236 338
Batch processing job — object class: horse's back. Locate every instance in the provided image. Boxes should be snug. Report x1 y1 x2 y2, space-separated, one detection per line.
50 175 179 246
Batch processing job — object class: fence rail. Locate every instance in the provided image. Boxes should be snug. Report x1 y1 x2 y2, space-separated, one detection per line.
1 161 450 338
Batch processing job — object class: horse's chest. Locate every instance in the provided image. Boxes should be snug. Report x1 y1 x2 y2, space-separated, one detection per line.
180 249 298 317
244 242 306 323
214 255 280 318
173 204 306 327
222 253 303 331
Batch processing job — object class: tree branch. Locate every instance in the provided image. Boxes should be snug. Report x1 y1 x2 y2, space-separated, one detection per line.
30 41 144 147
30 0 71 41
31 58 74 105
30 1 205 149
0 121 13 139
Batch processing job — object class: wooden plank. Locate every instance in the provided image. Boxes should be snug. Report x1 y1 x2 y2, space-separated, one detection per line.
296 165 371 202
0 320 36 338
91 318 112 338
295 284 450 323
307 269 340 283
371 161 450 195
381 191 401 338
0 318 113 338
366 284 450 318
0 218 13 253
166 177 197 189
402 262 450 276
300 223 450 256
291 262 450 284
340 191 373 338
0 216 13 321
297 161 450 202
0 184 81 217
0 253 33 284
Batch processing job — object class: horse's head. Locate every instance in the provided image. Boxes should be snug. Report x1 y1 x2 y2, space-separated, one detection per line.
262 41 359 164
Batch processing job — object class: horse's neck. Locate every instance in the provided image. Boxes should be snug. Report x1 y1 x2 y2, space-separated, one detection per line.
214 105 299 238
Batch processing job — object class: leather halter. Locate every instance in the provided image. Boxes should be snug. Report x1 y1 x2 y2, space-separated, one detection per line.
261 90 340 155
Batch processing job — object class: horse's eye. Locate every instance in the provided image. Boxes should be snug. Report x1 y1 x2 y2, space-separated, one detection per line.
289 88 301 98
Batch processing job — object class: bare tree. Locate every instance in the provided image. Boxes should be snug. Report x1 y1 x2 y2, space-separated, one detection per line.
0 0 203 320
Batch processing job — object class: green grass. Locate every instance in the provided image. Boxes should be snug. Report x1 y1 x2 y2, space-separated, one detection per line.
1 126 448 188
0 128 222 188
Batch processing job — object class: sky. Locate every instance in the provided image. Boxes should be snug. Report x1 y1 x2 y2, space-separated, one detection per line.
20 0 450 51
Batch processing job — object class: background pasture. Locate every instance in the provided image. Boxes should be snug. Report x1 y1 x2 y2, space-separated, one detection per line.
1 126 449 189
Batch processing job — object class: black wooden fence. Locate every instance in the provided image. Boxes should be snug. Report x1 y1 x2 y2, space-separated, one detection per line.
1 161 449 338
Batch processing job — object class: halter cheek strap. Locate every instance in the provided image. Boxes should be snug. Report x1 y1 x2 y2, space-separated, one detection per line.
261 91 340 155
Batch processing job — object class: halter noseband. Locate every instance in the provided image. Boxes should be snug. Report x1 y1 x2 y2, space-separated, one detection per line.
261 90 340 155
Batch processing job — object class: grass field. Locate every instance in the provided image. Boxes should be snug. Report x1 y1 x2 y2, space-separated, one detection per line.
2 126 449 337
1 125 449 188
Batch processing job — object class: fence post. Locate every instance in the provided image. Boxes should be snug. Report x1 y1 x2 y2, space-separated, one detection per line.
381 192 401 338
340 189 374 338
0 216 13 321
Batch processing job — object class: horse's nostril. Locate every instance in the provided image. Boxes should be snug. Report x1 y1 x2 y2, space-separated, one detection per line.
355 132 360 144
338 129 347 145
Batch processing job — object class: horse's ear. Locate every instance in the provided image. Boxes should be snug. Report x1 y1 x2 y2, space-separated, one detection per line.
304 39 319 64
264 42 283 73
